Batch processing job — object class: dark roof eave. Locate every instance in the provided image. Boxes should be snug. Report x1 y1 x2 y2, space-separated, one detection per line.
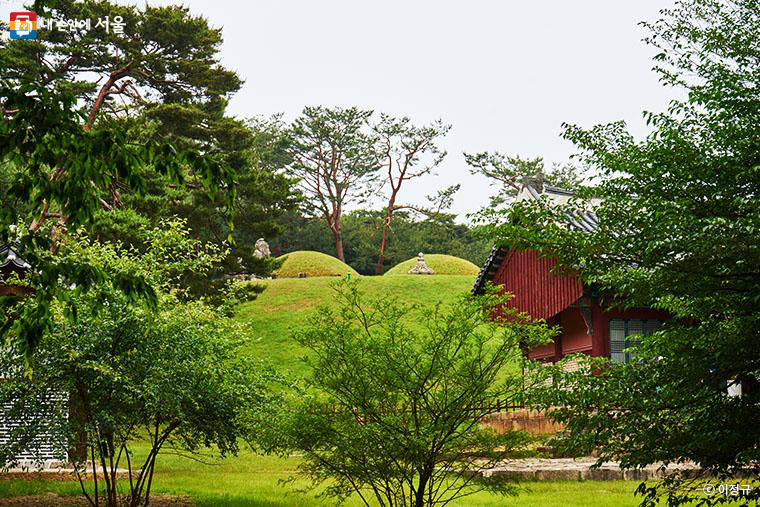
471 245 510 295
0 244 31 270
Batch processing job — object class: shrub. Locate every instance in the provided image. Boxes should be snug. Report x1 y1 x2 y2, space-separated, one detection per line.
268 281 553 507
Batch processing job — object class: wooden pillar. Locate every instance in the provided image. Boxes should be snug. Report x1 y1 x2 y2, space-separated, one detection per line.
591 299 607 358
553 312 563 362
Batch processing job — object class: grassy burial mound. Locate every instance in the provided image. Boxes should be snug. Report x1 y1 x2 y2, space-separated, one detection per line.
384 254 480 276
273 250 359 278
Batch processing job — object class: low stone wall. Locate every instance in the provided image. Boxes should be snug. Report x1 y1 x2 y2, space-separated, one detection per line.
478 458 707 481
481 408 564 435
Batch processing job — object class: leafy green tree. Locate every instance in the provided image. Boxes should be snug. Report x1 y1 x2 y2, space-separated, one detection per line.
0 0 249 357
269 210 337 257
189 115 300 277
269 281 553 507
106 114 300 285
373 115 451 274
109 115 300 273
0 0 242 137
1 0 243 223
287 106 380 262
480 0 760 504
342 210 490 275
0 0 300 355
0 224 279 507
0 81 229 359
1 0 300 274
464 152 585 208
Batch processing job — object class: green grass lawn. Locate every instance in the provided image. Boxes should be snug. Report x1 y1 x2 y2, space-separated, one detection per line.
0 446 651 507
0 274 679 506
236 274 478 377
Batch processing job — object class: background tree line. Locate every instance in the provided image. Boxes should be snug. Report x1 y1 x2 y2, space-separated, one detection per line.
273 209 492 275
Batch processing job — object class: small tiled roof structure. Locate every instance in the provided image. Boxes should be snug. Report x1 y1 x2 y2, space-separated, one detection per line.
472 182 599 295
0 244 31 270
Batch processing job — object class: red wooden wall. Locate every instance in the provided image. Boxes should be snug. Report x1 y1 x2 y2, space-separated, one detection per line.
492 249 583 321
527 306 595 361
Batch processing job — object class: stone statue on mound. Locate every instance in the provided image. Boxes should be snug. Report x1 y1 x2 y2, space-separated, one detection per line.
408 252 434 275
253 238 271 259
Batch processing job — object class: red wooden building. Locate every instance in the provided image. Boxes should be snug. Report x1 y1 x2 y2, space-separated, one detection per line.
472 182 668 366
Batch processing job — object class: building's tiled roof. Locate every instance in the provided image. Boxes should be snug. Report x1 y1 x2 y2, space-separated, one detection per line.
525 184 599 233
472 183 596 295
0 244 31 270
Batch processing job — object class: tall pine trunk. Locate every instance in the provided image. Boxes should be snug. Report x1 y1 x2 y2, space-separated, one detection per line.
374 223 390 275
375 194 397 275
333 230 345 262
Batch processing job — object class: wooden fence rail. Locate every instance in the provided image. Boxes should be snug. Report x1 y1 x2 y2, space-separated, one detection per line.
322 399 529 416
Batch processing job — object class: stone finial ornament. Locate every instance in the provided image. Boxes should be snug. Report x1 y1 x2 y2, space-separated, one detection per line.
408 252 434 275
253 238 271 259
523 173 545 193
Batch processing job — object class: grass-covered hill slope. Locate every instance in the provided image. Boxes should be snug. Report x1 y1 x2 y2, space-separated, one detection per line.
384 254 480 276
236 275 476 377
274 250 359 278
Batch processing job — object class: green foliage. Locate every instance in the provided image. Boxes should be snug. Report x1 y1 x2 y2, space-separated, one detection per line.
0 0 302 360
0 226 280 507
266 281 553 507
114 114 301 279
1 0 300 281
0 84 221 237
384 254 480 276
3 0 240 104
0 0 255 357
1 0 243 227
235 275 479 379
478 0 760 504
0 85 227 359
216 279 266 317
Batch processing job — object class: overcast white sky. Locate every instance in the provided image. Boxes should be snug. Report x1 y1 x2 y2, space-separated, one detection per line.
4 0 678 219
